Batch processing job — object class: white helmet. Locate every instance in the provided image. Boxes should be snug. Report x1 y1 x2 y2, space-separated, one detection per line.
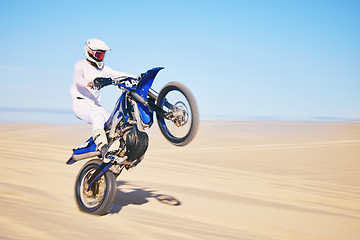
84 39 111 69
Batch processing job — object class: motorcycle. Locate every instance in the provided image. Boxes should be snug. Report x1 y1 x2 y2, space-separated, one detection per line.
66 67 199 215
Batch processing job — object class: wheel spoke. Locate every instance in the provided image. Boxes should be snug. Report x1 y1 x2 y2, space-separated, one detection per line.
80 169 106 208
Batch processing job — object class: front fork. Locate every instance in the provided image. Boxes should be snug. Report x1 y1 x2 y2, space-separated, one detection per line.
148 90 172 119
148 90 186 125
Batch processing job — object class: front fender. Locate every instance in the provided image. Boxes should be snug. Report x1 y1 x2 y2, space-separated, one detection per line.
135 67 163 125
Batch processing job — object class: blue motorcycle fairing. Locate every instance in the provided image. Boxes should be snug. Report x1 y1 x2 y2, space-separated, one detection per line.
73 137 98 154
66 137 99 165
137 103 152 124
136 67 164 124
137 67 164 99
104 92 127 130
116 82 137 91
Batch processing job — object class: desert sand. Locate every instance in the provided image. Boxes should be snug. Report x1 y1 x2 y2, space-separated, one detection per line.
0 121 359 240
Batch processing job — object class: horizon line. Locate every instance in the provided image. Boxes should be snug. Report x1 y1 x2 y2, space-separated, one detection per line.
0 107 359 123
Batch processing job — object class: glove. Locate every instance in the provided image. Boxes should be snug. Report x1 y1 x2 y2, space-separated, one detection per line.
93 77 113 89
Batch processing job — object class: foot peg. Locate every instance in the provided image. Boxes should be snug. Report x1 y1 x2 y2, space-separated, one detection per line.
103 154 128 164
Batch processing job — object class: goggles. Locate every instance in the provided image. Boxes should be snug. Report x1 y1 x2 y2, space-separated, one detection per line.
86 45 105 61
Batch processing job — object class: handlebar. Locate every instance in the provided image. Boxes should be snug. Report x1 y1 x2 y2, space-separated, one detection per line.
112 77 149 106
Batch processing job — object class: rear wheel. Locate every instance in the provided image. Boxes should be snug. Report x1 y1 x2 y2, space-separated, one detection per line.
156 81 199 146
74 159 116 215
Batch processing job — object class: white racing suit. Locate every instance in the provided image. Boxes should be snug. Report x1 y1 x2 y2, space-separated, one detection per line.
70 59 136 149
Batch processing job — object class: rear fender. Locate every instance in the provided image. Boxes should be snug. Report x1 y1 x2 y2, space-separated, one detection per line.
66 137 100 165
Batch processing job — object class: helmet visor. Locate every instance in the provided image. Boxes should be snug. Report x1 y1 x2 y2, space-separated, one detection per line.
94 51 105 61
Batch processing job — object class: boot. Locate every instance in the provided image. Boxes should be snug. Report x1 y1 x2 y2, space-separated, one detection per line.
93 129 109 158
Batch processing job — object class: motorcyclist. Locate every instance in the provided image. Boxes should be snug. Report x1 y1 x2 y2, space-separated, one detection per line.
70 38 137 155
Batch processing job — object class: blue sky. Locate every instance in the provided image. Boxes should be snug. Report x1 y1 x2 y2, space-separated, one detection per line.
0 0 359 123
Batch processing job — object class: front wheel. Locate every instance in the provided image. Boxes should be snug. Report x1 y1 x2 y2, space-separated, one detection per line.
74 159 116 215
156 81 199 146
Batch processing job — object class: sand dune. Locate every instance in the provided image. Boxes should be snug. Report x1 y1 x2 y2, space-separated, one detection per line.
0 121 359 239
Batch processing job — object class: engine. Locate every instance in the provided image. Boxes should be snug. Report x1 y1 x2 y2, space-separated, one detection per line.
120 126 149 162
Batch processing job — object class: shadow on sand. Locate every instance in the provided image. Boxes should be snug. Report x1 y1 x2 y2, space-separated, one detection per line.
109 181 181 214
